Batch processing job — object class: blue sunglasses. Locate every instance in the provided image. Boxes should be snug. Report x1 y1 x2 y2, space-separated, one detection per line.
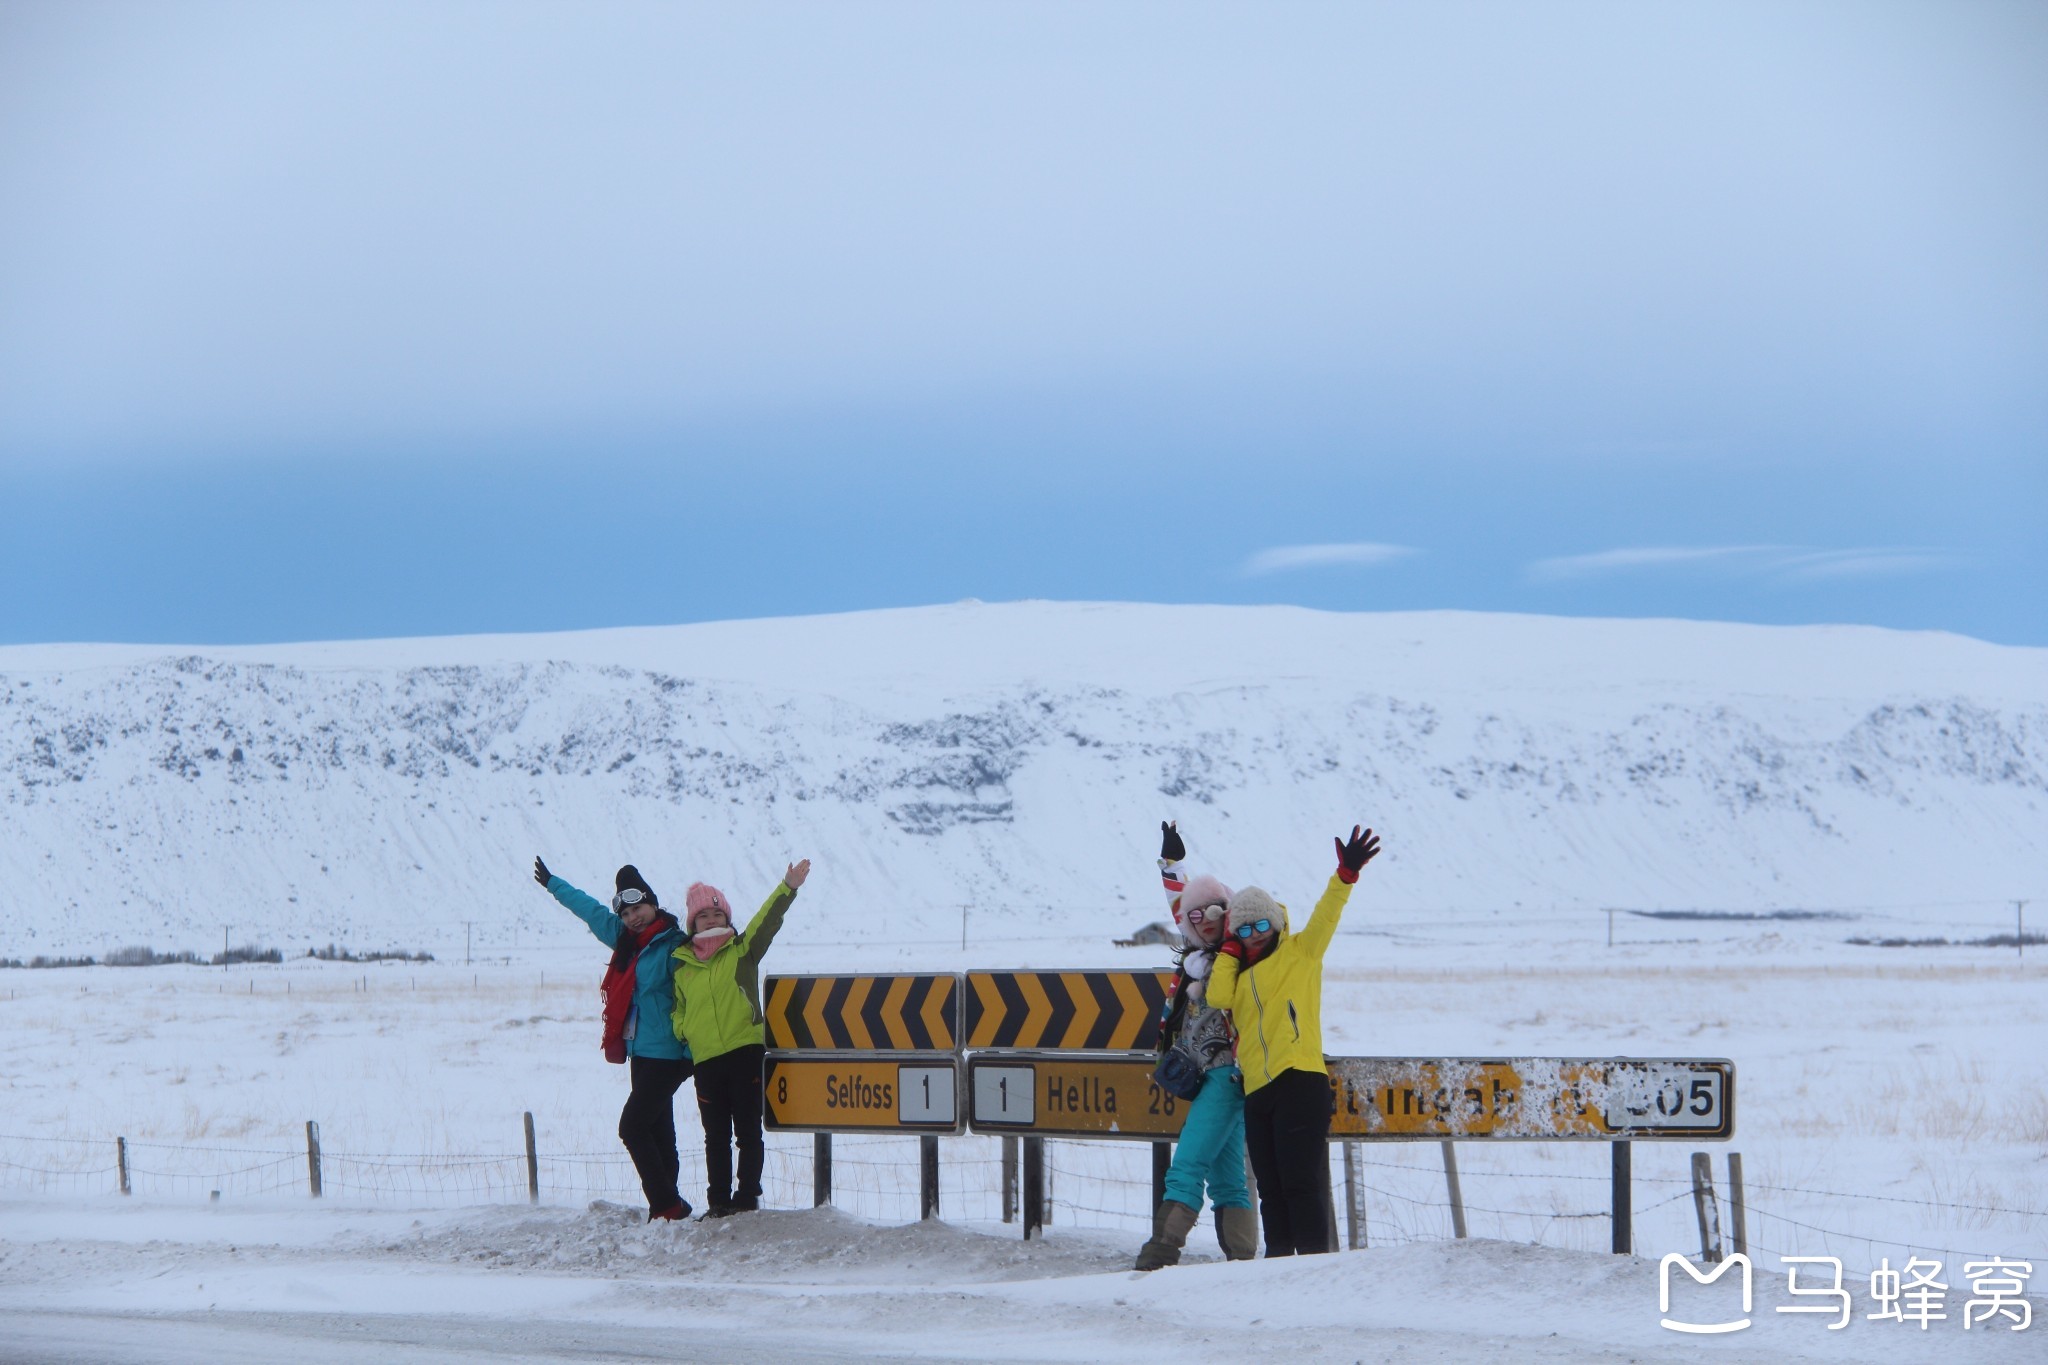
1233 918 1274 939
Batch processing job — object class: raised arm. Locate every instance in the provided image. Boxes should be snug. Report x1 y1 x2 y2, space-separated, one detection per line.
1158 820 1188 911
744 859 808 957
533 854 623 949
1296 826 1380 959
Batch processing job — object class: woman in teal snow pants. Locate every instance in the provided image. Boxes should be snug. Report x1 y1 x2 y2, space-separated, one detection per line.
1136 822 1258 1269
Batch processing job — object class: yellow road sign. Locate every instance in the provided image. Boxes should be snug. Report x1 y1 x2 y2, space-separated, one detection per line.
965 1052 1188 1140
763 974 960 1052
964 971 1172 1050
763 1053 963 1134
1328 1057 1735 1140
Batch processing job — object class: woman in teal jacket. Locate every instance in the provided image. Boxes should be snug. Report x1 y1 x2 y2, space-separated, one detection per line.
532 856 693 1221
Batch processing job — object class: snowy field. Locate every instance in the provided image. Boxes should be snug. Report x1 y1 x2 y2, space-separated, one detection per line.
2 921 2043 1362
2 605 2042 1360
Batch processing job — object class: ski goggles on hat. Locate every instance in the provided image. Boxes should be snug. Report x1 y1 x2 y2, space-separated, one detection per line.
1233 918 1274 939
611 888 654 911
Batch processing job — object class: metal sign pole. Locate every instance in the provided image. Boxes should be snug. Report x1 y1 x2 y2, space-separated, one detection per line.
1001 1136 1018 1223
919 1135 940 1220
1022 1137 1044 1240
1611 1139 1630 1255
814 1133 832 1208
1151 1141 1170 1210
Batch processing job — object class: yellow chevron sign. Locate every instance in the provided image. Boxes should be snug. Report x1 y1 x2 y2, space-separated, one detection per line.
1328 1058 1735 1140
763 975 959 1052
964 971 1173 1051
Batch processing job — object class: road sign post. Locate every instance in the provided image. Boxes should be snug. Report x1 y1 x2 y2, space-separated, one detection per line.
920 1135 940 1220
1612 1139 1631 1254
1022 1136 1044 1240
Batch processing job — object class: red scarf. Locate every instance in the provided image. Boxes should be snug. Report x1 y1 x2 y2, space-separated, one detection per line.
599 912 675 1063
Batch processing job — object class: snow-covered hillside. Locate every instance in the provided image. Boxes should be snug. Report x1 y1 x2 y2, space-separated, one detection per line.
2 603 2041 956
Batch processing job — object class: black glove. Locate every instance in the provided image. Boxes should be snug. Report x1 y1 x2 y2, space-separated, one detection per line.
1334 826 1380 883
532 856 552 887
1160 821 1185 863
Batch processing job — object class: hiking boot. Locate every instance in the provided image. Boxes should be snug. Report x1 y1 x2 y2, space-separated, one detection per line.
648 1200 692 1223
1134 1200 1199 1271
1216 1205 1258 1261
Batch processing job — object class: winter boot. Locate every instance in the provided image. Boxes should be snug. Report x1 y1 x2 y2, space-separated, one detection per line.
1134 1200 1200 1271
1215 1205 1258 1261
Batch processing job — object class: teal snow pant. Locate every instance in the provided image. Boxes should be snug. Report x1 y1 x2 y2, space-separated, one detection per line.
1162 1065 1251 1210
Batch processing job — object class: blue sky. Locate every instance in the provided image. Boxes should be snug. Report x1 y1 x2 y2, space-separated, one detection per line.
2 2 2043 646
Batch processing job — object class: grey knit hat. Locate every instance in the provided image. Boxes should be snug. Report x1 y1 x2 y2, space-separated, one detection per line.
1225 886 1284 937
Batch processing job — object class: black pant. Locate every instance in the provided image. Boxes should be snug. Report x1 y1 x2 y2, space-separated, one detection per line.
694 1043 766 1208
1244 1067 1335 1256
619 1055 692 1214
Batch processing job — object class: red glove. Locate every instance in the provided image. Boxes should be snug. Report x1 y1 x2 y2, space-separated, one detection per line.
1334 826 1380 884
1217 935 1248 963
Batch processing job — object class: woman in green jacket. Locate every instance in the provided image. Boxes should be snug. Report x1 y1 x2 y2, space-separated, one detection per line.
670 857 810 1216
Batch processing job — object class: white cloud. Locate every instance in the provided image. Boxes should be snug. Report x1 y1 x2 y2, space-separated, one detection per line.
1241 543 1418 576
1525 545 1782 582
1773 549 1959 581
1526 544 1958 585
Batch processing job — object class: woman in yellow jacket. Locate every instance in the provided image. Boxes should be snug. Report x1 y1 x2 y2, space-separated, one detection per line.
1208 824 1379 1255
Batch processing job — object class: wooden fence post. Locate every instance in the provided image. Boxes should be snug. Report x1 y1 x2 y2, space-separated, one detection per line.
117 1136 130 1196
1440 1140 1467 1239
1001 1136 1018 1224
1322 1144 1340 1251
1611 1140 1631 1255
1690 1151 1723 1263
1726 1151 1747 1258
814 1133 832 1208
306 1120 323 1198
523 1112 539 1204
919 1134 939 1221
1343 1141 1364 1249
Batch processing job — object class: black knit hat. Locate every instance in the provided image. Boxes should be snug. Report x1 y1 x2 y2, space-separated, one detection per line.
613 864 658 909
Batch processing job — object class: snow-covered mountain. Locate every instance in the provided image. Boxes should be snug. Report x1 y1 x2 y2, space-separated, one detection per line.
2 602 2041 956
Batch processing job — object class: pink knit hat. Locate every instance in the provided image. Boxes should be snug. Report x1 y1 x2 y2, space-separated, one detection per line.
684 882 731 932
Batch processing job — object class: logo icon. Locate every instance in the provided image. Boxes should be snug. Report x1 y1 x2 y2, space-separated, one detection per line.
1660 1253 1754 1334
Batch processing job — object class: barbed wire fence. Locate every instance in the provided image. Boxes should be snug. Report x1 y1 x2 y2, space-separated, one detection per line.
3 1128 2038 1276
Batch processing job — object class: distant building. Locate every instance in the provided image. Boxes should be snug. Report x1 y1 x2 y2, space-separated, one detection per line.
1114 920 1177 948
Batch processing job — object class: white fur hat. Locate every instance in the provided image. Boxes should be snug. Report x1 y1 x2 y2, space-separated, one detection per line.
1175 873 1233 948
